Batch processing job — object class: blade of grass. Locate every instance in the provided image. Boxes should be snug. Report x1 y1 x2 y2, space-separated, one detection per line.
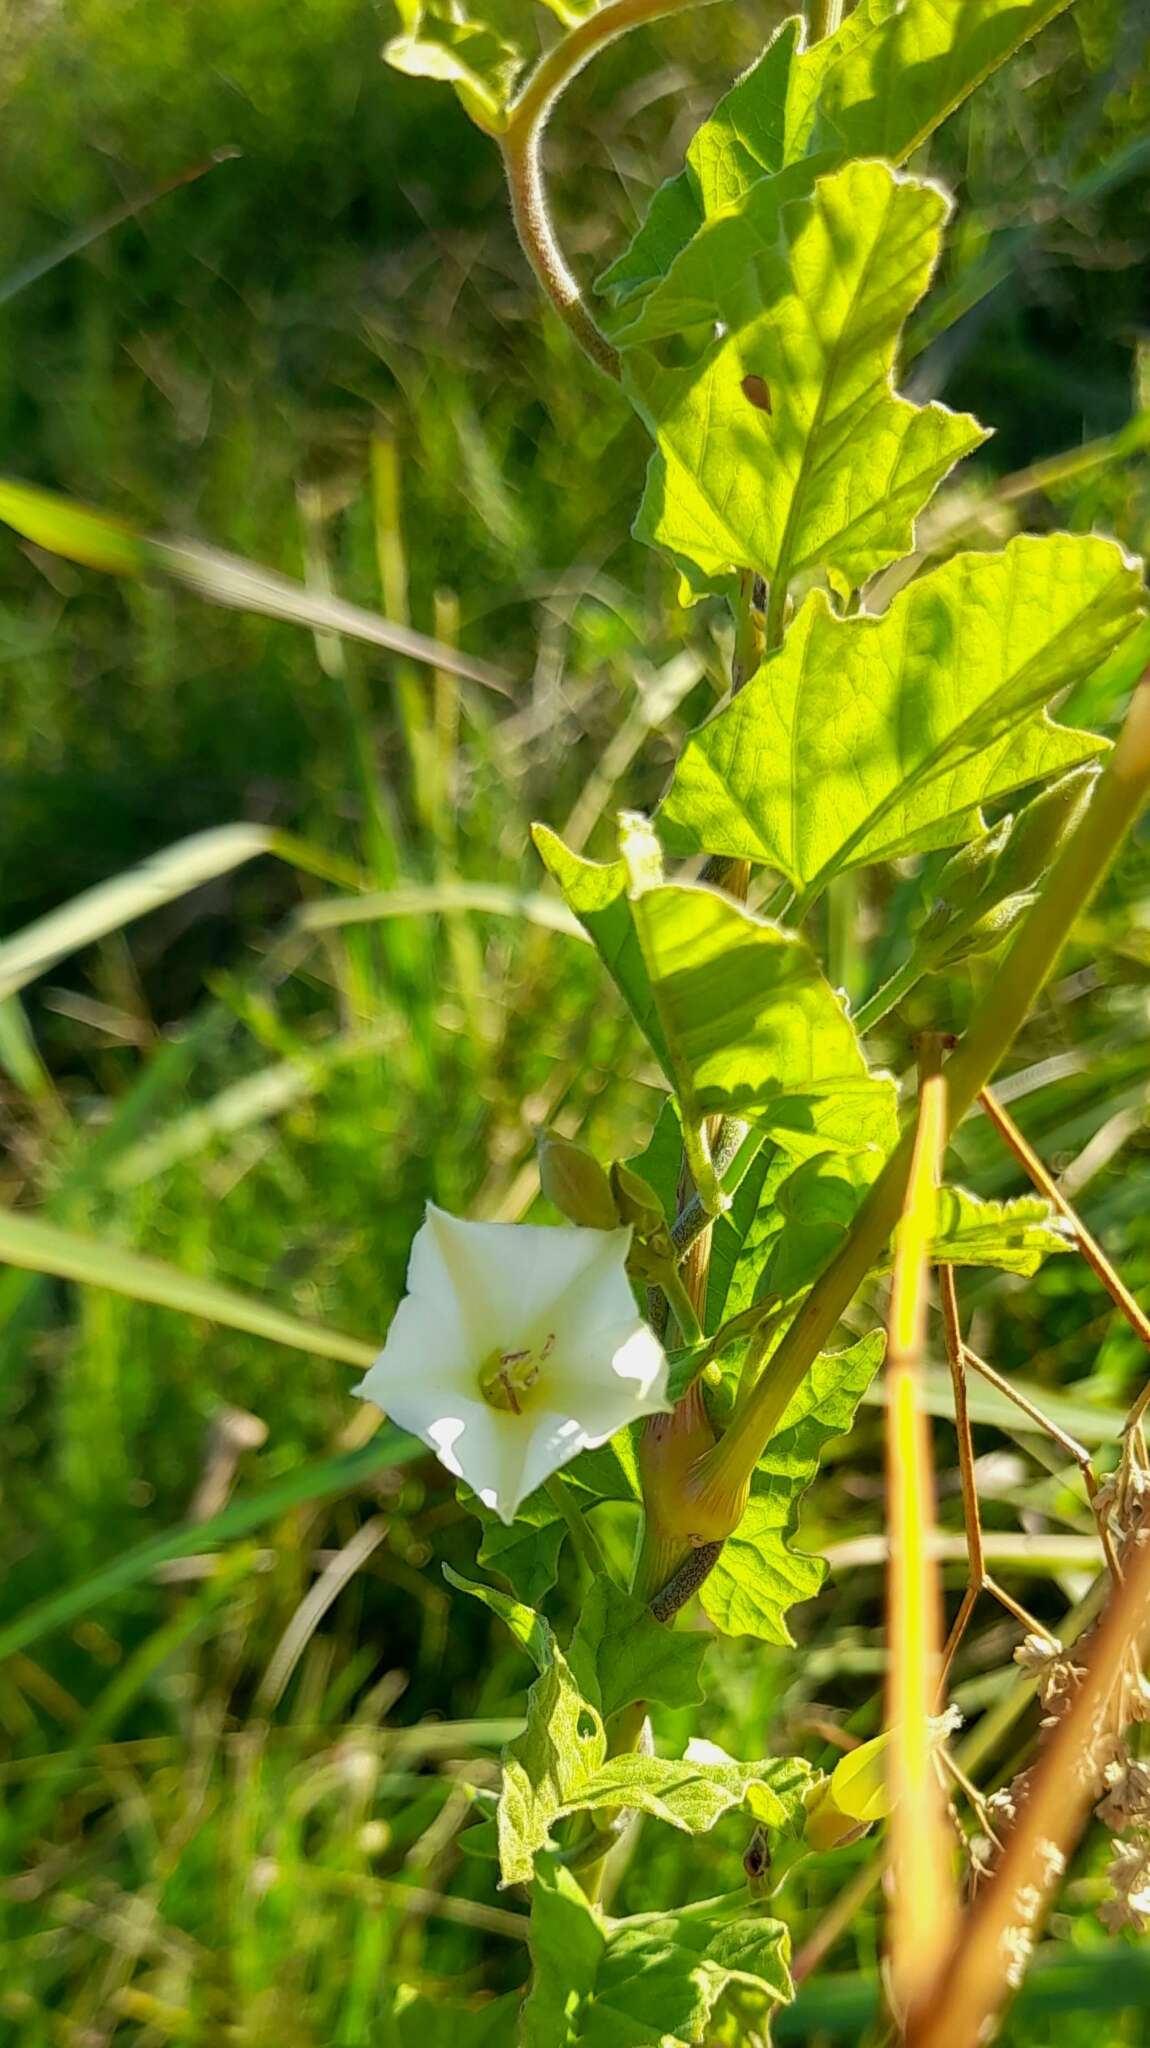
0 994 62 1115
6 1547 255 1850
0 476 513 693
0 1206 377 1366
296 881 586 942
0 151 240 309
257 1517 389 1709
105 1027 394 1188
0 823 367 1005
0 1429 417 1660
859 1362 1122 1445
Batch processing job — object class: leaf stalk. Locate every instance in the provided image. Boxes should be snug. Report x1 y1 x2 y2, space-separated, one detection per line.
500 0 721 380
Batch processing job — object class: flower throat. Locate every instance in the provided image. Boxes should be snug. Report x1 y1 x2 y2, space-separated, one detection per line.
477 1333 555 1414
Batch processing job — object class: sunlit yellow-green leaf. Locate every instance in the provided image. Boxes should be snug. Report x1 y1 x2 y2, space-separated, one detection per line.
659 535 1140 900
628 162 988 599
600 0 1074 317
627 878 877 1139
384 0 593 132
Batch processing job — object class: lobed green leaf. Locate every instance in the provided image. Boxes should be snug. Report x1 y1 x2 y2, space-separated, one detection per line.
600 0 1075 318
465 1484 568 1603
498 1638 607 1885
764 1154 1072 1297
562 1748 812 1838
701 1332 885 1643
535 823 893 1166
627 161 988 598
626 877 880 1142
443 1564 553 1670
384 0 590 132
568 1578 707 1720
524 1861 793 2046
659 534 1139 901
498 1629 809 1883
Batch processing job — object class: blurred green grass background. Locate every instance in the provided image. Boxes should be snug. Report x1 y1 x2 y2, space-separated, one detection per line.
1 1 1150 2040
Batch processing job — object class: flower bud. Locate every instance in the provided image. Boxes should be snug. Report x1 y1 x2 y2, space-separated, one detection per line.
611 1160 677 1281
609 1161 668 1241
536 1131 618 1230
919 818 1012 944
931 891 1031 967
803 1732 892 1851
990 764 1099 898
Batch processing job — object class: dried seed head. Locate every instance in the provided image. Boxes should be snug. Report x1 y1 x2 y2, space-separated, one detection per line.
987 1767 1034 1832
1013 1631 1086 1718
1100 1835 1150 1934
1097 1754 1150 1832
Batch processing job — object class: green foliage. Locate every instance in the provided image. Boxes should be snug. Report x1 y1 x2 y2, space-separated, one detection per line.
498 1636 608 1884
538 815 893 1206
626 877 875 1137
933 1187 1073 1275
568 1578 707 1718
659 535 1138 898
385 0 590 132
764 1154 1071 1297
600 0 1075 321
523 1862 793 2046
388 1991 523 2048
700 1333 884 1643
468 1485 569 1602
532 822 669 1066
498 1621 810 1882
894 766 1102 987
444 1563 554 1668
627 161 987 599
3 0 1150 2037
562 1748 811 1837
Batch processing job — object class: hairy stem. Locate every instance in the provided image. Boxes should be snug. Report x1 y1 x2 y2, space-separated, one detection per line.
500 0 718 379
502 134 621 380
852 949 929 1035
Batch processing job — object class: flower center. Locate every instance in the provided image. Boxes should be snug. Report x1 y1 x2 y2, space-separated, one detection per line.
477 1333 555 1415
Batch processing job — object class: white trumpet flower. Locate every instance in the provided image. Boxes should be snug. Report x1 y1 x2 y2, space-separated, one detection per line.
356 1204 669 1523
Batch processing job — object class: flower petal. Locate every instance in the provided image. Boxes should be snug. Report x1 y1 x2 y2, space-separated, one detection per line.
424 1403 537 1523
546 1320 669 1426
414 1204 636 1351
354 1290 474 1421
